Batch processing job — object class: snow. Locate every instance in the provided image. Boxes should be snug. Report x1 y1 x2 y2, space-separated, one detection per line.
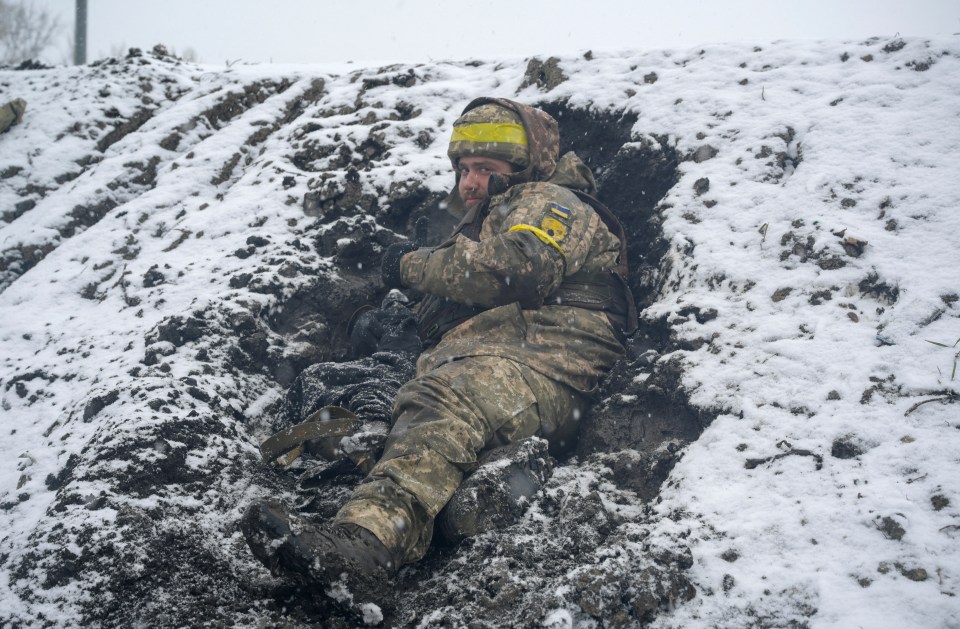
2 36 960 627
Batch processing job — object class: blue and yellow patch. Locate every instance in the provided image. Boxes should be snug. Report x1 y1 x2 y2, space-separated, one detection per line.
540 203 572 242
549 203 572 222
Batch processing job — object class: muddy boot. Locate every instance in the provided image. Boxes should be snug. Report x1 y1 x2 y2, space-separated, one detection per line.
240 499 397 603
437 436 555 544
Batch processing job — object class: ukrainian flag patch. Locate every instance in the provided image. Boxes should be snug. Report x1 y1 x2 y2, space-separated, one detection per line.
549 203 572 222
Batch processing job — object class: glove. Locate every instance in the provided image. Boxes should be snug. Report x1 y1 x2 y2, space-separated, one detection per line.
349 300 421 357
380 217 429 289
380 241 418 289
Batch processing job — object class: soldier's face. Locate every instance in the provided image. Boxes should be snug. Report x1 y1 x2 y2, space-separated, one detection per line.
457 156 514 209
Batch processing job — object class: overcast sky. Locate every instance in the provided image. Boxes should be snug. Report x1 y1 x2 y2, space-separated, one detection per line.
30 0 960 66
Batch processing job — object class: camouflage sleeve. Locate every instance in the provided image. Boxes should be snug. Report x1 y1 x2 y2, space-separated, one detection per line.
399 185 599 308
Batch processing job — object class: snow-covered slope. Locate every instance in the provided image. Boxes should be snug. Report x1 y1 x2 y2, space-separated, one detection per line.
1 38 958 628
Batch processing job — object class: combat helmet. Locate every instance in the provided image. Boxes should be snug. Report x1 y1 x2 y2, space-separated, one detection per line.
445 98 560 213
447 102 530 170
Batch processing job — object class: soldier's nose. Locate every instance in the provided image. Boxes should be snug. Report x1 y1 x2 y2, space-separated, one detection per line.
465 170 483 187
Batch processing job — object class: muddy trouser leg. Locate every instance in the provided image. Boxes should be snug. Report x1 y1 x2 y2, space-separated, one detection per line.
335 355 589 564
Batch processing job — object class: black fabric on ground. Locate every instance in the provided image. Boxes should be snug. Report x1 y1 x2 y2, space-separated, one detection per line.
274 294 421 431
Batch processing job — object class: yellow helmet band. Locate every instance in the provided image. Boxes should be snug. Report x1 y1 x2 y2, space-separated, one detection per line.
451 122 528 146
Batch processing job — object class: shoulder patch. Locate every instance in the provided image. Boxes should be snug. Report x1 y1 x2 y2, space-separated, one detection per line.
540 216 568 242
540 202 572 242
549 202 572 223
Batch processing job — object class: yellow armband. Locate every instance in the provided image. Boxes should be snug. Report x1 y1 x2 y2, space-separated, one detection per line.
508 224 565 257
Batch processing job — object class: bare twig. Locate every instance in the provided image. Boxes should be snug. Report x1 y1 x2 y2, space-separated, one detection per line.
745 448 823 470
904 392 959 416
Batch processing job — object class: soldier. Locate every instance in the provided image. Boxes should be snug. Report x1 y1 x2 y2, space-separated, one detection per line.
241 97 636 600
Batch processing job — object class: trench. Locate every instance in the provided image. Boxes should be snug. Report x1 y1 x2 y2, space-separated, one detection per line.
252 102 712 627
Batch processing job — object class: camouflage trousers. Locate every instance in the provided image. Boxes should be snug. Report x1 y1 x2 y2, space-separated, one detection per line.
336 354 589 564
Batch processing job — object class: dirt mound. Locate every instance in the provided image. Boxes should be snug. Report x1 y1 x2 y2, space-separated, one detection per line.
1 55 712 629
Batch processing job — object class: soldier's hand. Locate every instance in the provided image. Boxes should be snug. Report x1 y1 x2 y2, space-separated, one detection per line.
380 241 418 289
380 217 429 289
412 216 429 247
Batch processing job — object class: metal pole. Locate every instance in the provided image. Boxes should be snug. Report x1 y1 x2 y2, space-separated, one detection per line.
74 0 87 65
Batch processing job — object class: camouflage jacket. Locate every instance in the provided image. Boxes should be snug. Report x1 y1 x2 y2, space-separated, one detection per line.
399 101 628 395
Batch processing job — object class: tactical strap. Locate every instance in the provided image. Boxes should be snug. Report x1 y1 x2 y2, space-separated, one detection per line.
259 406 362 467
569 190 638 335
549 271 634 341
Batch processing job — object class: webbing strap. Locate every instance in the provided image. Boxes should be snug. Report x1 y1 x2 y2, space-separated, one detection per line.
259 406 361 466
